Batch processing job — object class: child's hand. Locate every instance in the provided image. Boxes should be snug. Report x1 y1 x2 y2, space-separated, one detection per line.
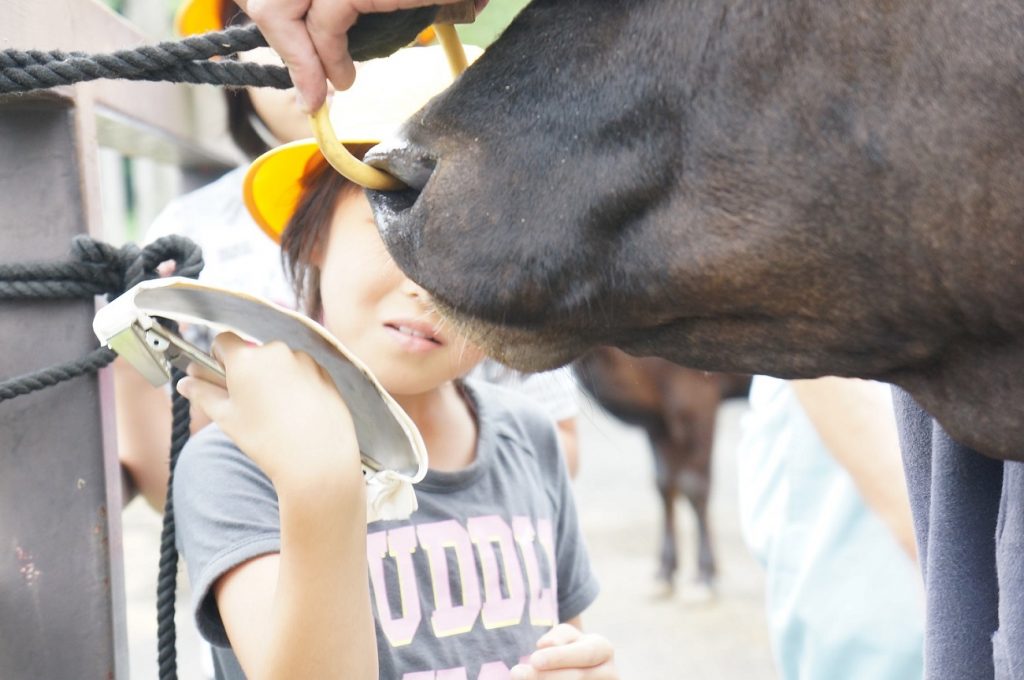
510 624 618 680
177 332 361 492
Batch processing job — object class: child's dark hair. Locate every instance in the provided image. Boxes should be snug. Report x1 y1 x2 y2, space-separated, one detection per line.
280 147 372 316
218 2 272 160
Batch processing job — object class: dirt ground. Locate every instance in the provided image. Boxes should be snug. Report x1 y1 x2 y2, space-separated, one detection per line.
572 397 777 679
121 395 776 679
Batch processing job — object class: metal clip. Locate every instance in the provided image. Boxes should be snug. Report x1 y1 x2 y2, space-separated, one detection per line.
145 322 226 384
95 285 226 388
105 316 225 387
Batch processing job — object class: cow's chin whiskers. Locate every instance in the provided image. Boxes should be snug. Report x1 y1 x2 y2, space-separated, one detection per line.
431 300 585 373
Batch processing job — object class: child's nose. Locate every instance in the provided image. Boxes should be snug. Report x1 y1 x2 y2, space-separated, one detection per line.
398 277 431 302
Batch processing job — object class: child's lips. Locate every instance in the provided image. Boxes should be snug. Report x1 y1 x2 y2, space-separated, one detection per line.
383 321 444 352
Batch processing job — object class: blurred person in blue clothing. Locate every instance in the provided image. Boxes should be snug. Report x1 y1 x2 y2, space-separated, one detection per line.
738 376 924 680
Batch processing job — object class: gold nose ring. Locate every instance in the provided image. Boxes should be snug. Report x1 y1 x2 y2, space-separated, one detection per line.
309 23 469 191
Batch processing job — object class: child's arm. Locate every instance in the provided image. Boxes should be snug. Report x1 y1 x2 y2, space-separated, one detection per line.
510 619 618 680
178 332 377 680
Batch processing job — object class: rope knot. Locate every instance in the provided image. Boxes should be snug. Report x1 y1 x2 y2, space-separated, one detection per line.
69 234 204 299
0 235 205 404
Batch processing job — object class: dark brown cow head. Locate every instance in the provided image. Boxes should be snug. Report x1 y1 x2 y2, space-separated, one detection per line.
365 0 1024 459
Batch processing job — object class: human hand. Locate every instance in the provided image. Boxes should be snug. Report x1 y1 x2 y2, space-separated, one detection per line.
238 0 488 112
176 332 360 490
510 624 618 680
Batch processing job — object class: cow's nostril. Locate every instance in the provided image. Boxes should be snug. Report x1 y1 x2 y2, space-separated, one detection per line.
364 140 437 193
366 185 421 218
365 140 436 246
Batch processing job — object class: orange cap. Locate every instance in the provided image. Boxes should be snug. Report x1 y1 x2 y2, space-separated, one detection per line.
174 0 223 36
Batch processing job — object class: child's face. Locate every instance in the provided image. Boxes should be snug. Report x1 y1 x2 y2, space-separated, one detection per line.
317 189 486 396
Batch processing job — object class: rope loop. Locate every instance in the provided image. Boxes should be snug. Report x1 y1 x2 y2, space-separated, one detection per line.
0 235 204 401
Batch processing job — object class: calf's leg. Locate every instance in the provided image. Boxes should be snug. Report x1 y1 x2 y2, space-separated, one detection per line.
651 435 679 595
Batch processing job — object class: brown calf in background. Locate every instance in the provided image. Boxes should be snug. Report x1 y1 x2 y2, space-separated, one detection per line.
575 347 749 595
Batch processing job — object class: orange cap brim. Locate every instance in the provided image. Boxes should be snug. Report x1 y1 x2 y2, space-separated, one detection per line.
244 140 327 243
174 0 223 36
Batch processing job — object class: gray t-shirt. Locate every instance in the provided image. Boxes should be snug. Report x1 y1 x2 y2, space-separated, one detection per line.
173 379 599 680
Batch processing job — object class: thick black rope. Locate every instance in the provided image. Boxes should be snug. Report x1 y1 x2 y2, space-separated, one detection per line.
157 366 190 680
0 25 291 94
0 8 442 95
0 234 202 680
0 346 117 401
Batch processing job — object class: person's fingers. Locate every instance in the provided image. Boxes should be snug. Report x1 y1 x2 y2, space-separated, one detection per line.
246 0 485 103
243 0 328 112
307 0 471 90
530 636 614 671
157 260 176 277
209 332 260 392
305 3 357 94
210 332 249 366
176 376 231 423
509 665 538 680
536 623 582 649
186 360 227 389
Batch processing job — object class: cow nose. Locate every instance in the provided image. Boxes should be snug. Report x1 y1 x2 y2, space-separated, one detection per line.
364 140 437 240
364 139 437 195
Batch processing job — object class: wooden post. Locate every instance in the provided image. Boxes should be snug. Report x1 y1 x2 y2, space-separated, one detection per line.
0 1 236 677
0 91 129 680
